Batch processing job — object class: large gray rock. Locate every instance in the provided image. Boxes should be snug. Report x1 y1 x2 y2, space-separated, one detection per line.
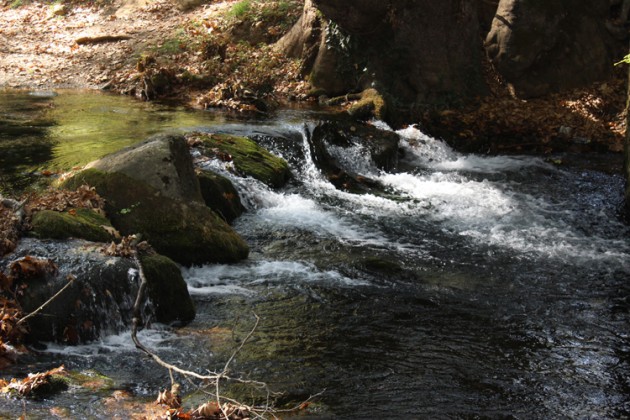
87 133 203 203
485 0 617 98
63 169 249 266
70 133 250 265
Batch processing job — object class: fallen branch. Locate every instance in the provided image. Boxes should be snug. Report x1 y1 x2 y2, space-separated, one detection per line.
17 275 75 326
129 239 318 418
75 35 132 45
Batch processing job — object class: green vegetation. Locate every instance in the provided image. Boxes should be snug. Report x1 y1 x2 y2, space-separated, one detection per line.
192 132 290 188
348 88 388 121
227 0 252 19
30 208 115 243
152 28 188 56
225 0 299 31
615 53 630 66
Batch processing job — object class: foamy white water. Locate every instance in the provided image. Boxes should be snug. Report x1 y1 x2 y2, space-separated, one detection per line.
196 123 629 267
387 126 630 262
44 327 176 357
183 260 369 297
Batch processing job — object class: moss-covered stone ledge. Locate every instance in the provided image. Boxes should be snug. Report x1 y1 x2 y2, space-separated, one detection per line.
30 208 115 243
62 169 249 266
192 132 290 188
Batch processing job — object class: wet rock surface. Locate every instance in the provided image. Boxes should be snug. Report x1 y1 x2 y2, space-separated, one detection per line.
63 169 249 266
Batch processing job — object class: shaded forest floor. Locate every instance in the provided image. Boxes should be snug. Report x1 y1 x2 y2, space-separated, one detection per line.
0 0 627 156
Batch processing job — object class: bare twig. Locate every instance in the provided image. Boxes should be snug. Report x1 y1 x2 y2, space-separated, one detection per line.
17 275 75 326
129 239 319 418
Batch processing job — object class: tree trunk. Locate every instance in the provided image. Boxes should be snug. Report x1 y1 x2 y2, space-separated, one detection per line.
625 61 630 220
485 0 618 98
277 0 487 120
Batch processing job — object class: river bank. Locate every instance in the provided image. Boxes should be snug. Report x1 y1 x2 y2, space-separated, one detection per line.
1 0 627 157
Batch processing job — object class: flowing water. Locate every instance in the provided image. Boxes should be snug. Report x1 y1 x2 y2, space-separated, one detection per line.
1 91 629 418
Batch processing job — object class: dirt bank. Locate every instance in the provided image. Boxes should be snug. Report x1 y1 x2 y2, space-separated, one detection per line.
1 0 626 156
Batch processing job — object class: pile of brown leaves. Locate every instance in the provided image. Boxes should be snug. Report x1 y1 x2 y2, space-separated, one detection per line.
158 392 253 420
101 235 153 258
0 291 26 369
426 70 627 154
0 366 67 397
0 201 22 257
9 256 58 281
109 0 308 112
24 184 105 215
196 43 306 112
0 256 59 368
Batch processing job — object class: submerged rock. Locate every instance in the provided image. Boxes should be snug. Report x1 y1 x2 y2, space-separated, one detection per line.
30 208 115 243
309 121 399 192
3 239 139 344
196 133 290 188
63 169 249 266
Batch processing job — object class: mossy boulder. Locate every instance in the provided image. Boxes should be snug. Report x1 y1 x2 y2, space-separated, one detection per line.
63 169 249 266
348 88 388 121
140 254 195 324
197 133 290 188
30 208 115 243
197 170 245 223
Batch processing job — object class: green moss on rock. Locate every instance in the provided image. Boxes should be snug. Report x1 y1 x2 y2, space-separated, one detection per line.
31 208 115 243
348 88 388 121
198 133 290 188
140 254 195 324
63 169 249 266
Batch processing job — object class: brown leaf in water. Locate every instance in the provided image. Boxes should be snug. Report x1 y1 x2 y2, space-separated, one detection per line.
156 383 181 408
101 225 121 239
5 365 66 396
0 273 13 292
9 256 58 280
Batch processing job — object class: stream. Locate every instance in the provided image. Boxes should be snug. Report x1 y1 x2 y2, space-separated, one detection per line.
1 90 630 418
